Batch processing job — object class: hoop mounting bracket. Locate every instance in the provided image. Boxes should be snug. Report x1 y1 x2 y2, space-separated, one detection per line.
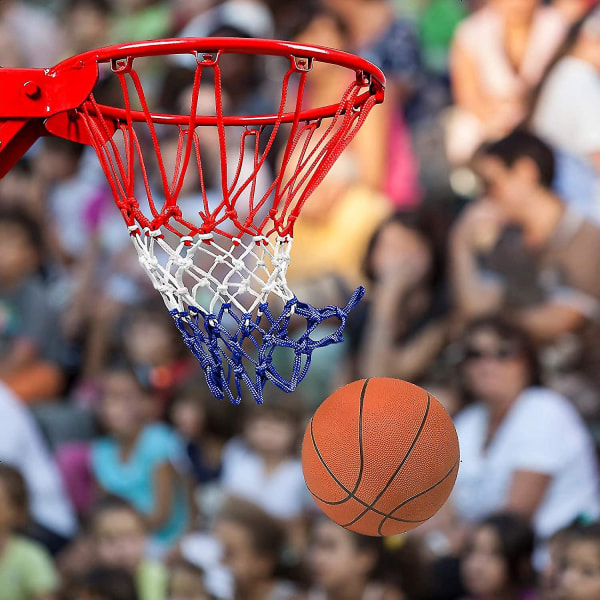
0 61 98 118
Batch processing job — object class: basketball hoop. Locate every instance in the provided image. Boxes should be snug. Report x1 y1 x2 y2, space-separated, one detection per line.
0 38 385 404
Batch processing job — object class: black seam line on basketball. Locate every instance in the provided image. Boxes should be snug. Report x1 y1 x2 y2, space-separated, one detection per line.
340 393 431 529
308 378 370 506
351 378 369 495
305 481 429 525
376 457 460 536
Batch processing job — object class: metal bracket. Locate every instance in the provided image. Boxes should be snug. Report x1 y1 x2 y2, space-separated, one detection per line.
292 56 313 72
0 60 98 118
194 51 220 67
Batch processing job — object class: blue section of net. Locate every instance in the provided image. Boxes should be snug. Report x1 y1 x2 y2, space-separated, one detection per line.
170 286 365 404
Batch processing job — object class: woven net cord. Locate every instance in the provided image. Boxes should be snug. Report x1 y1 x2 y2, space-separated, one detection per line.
77 51 377 403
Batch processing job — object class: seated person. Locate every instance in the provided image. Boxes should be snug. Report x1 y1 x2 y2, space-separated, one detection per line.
0 464 59 600
0 210 66 403
91 364 191 556
450 130 600 418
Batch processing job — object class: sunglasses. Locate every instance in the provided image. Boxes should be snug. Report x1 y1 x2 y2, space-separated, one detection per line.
462 344 521 363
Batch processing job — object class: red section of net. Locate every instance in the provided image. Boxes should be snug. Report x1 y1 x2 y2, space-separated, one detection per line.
77 52 378 241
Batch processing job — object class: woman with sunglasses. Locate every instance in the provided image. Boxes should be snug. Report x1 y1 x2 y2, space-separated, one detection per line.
451 316 600 565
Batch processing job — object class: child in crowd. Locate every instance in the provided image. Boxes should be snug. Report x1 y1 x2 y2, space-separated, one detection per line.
557 522 600 600
0 209 65 403
90 496 168 600
538 524 579 600
306 518 406 600
213 497 300 600
0 463 59 600
220 393 309 526
122 303 198 419
170 381 239 524
91 363 191 556
461 513 537 600
60 567 138 600
168 558 214 600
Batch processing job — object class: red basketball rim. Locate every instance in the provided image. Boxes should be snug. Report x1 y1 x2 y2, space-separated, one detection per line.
52 37 386 126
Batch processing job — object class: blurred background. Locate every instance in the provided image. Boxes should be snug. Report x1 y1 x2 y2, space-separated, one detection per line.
1 0 600 599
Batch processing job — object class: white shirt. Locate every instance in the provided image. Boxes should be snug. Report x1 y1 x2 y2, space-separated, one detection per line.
221 437 310 520
533 56 600 157
0 383 76 537
453 387 600 540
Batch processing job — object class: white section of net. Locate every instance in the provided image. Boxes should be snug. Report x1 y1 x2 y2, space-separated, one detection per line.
128 226 295 316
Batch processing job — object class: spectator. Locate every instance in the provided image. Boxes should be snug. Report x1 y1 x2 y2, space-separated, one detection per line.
170 381 238 519
0 464 59 600
355 210 450 383
452 317 600 552
447 0 568 165
213 497 301 600
177 0 274 40
167 558 214 600
286 153 391 293
0 0 65 67
62 0 113 56
532 6 600 222
461 513 536 600
91 364 191 556
0 158 44 220
305 518 405 600
294 7 421 207
554 0 599 23
450 130 600 418
0 381 77 552
122 302 198 419
558 522 600 600
0 209 66 402
540 524 581 600
89 496 168 600
323 0 421 106
60 567 138 600
220 394 309 524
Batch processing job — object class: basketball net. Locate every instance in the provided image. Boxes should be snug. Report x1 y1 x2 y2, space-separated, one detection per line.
74 45 380 403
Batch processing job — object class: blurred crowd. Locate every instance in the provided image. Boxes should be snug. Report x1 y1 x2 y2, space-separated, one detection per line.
2 0 600 599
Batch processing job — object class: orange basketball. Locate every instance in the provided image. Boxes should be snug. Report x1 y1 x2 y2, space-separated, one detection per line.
302 378 460 536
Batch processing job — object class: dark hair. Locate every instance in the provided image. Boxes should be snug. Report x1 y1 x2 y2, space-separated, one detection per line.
0 208 44 257
241 388 307 454
291 7 351 41
478 129 555 189
172 378 241 440
461 315 542 387
0 463 29 527
64 0 112 15
216 497 285 562
311 518 428 595
60 567 138 600
101 355 154 396
122 299 188 359
85 495 145 535
473 513 535 588
243 388 306 428
568 521 600 549
363 208 449 290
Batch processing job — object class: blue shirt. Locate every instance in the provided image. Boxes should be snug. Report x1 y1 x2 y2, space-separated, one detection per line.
91 423 189 550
